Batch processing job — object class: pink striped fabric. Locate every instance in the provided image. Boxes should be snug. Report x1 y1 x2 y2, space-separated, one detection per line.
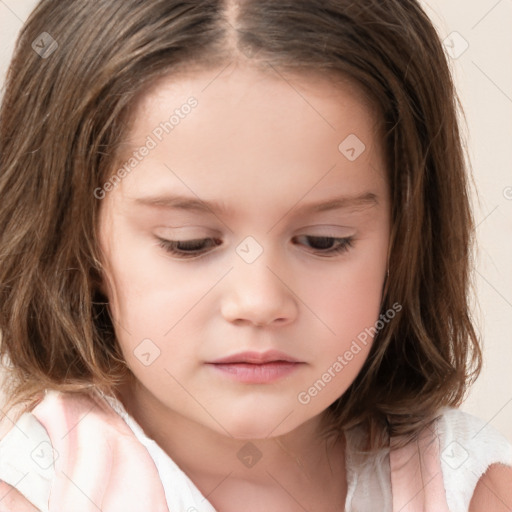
389 421 450 511
32 390 169 511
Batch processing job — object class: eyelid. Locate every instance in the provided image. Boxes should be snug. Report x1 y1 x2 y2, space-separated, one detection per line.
156 236 222 260
294 224 355 238
156 234 356 260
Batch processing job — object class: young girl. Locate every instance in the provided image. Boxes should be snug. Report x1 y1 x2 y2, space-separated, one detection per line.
0 0 510 510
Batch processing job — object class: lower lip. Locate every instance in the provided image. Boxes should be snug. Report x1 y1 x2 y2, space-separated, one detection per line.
207 361 302 383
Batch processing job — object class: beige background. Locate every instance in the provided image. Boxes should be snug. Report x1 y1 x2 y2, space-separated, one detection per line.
0 1 511 442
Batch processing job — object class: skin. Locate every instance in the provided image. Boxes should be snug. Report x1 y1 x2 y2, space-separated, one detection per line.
98 62 391 511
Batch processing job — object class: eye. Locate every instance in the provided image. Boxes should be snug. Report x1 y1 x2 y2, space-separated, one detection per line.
292 235 355 256
157 237 222 258
157 235 354 259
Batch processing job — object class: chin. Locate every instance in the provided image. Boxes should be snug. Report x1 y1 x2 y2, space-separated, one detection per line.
213 410 300 441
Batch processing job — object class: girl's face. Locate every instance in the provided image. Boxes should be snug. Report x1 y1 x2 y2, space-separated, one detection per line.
98 65 390 439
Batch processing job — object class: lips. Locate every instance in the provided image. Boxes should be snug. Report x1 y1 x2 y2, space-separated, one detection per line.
208 350 300 365
206 350 303 384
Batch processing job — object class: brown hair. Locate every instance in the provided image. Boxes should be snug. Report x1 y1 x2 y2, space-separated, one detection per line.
0 0 481 451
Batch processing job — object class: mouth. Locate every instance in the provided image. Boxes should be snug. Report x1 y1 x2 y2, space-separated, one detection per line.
206 350 303 383
208 349 300 365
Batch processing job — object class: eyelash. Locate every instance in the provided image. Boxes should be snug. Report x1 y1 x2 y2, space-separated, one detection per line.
157 235 355 259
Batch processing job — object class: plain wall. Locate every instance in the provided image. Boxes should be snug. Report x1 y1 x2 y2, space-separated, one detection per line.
0 0 511 443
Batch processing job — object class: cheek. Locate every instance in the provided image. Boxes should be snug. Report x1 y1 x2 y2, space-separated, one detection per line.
303 235 388 395
104 233 199 332
103 237 227 384
295 267 385 411
316 246 387 340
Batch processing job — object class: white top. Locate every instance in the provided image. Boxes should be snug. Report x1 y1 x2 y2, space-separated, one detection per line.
1 396 511 512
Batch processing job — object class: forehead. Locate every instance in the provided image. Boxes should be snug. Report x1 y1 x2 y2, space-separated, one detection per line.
120 63 383 154
109 64 387 215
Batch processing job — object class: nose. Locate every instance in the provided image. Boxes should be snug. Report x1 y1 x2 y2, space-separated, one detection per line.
221 256 299 328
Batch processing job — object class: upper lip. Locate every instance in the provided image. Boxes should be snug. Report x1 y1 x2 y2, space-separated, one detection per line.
209 350 300 364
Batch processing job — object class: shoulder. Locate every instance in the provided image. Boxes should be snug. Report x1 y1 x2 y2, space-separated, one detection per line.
469 463 512 511
0 389 118 512
435 406 512 512
435 406 512 469
1 390 169 510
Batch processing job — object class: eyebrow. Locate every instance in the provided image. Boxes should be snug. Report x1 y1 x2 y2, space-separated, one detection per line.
132 191 379 216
